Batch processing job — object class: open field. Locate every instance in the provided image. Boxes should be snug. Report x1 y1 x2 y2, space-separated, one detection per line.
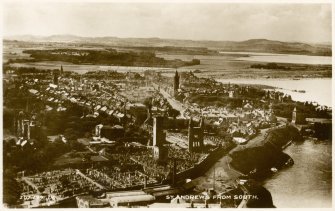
157 53 332 79
4 41 332 79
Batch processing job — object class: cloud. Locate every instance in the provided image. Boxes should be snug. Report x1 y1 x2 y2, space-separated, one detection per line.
3 2 332 43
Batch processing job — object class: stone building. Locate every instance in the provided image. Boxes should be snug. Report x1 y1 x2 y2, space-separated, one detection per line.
188 117 204 152
174 70 180 97
292 107 297 124
153 117 168 162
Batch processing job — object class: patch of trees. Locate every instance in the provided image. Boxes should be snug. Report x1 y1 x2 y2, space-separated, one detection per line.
230 126 302 175
313 123 332 140
3 169 22 206
272 102 331 119
266 125 303 145
22 49 200 68
251 63 290 70
193 69 202 73
188 59 200 65
3 134 70 173
230 146 291 175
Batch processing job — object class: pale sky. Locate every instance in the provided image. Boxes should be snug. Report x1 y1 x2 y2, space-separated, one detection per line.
3 2 332 43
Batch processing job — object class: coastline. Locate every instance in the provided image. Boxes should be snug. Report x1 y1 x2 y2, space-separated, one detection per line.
190 125 303 208
262 138 332 208
226 125 303 207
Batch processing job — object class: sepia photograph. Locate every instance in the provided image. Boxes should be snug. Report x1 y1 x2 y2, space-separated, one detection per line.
1 0 333 209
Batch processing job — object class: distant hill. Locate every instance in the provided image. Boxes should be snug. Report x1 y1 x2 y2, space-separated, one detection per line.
4 35 332 56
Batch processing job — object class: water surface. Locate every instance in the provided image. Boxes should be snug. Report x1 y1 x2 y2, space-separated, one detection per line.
217 78 332 107
219 52 332 65
263 140 332 208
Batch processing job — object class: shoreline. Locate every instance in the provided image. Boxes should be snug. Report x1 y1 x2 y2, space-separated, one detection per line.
223 125 302 207
262 138 332 208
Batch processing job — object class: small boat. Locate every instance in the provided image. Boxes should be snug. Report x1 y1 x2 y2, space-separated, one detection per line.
285 158 294 166
270 167 278 172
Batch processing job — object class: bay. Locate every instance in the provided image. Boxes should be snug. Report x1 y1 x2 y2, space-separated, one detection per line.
263 140 332 208
216 78 332 107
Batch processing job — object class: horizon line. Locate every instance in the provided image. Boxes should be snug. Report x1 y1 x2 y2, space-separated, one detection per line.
3 33 332 45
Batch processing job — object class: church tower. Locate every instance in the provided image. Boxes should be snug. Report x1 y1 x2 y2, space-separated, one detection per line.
174 70 180 97
292 107 297 124
153 117 167 162
188 117 204 152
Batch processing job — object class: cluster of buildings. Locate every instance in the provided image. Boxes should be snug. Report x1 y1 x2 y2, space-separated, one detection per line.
13 111 38 149
5 63 331 209
157 71 279 144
